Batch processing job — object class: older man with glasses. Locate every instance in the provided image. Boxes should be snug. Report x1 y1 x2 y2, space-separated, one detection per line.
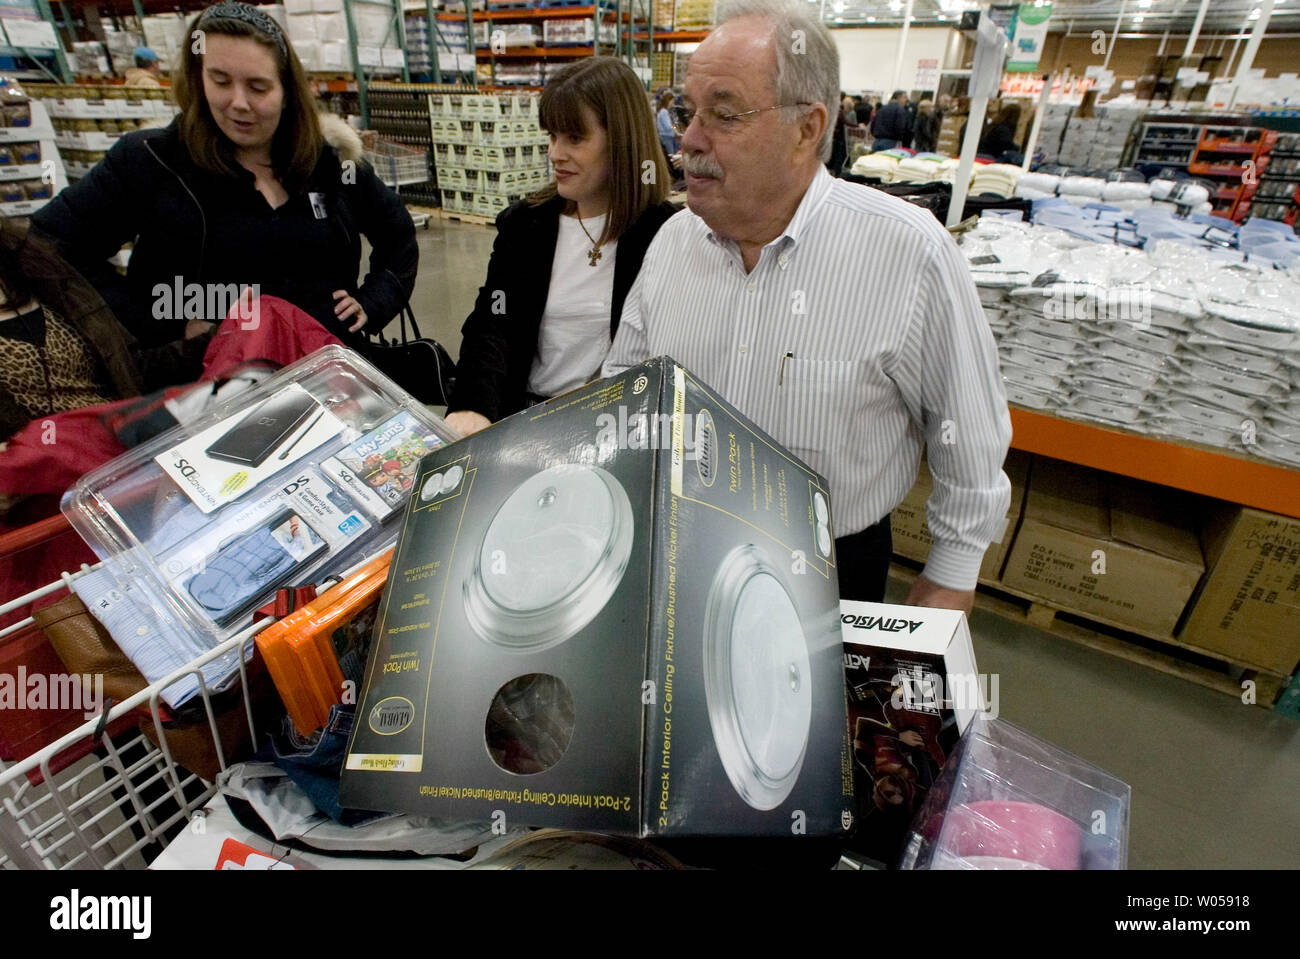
604 0 1011 618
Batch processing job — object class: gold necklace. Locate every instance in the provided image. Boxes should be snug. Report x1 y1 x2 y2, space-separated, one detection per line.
576 212 602 267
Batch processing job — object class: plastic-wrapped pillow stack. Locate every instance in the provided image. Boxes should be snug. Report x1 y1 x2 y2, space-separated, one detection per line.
1017 173 1204 215
1054 103 1143 169
961 214 1300 468
1015 170 1060 201
1056 175 1107 206
1149 178 1213 216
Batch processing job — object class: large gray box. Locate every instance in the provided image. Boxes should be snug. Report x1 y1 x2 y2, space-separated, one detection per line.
340 358 854 837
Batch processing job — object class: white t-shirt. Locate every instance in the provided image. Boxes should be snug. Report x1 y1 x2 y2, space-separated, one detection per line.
526 212 619 399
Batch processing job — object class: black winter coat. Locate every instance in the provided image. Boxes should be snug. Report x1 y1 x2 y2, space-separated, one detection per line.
871 101 911 144
447 195 677 422
31 120 416 349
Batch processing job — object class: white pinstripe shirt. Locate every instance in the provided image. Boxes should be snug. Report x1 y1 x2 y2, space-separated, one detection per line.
603 166 1012 590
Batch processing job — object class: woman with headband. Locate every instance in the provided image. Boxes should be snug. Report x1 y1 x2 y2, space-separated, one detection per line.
33 1 416 369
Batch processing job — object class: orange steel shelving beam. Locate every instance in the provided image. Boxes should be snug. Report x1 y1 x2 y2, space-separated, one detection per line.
1009 407 1300 520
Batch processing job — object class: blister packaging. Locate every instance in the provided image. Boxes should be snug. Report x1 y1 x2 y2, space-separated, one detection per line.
899 716 1130 870
62 347 457 655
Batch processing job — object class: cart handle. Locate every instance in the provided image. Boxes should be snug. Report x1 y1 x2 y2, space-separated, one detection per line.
0 514 73 561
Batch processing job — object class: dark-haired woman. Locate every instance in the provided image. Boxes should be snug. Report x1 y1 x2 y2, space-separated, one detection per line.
32 0 415 373
444 57 677 436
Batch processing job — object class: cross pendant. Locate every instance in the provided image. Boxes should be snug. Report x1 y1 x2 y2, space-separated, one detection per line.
588 247 602 267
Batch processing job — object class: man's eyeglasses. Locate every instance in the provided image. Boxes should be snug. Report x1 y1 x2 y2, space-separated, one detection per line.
681 102 813 132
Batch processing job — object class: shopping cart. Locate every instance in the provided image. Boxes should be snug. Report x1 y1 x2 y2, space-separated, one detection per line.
364 138 431 189
0 514 260 870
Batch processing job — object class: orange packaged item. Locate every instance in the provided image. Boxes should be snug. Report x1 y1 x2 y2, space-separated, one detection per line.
255 549 392 735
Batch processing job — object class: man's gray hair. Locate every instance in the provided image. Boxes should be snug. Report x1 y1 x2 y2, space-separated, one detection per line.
716 0 840 161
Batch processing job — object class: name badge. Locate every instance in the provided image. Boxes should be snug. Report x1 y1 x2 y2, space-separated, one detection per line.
309 192 327 220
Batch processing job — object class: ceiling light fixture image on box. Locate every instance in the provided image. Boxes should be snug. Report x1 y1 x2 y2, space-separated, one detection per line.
464 463 634 653
703 544 813 811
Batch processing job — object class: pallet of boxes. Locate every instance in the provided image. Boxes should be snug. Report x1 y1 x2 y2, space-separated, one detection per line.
430 92 551 221
891 455 1300 712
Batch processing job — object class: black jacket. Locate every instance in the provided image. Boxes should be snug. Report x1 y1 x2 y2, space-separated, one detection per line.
913 112 940 153
979 121 1019 159
0 223 208 440
871 101 911 144
448 196 677 422
31 120 416 349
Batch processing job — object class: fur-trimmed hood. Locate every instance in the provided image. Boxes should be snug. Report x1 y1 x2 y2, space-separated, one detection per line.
318 112 363 163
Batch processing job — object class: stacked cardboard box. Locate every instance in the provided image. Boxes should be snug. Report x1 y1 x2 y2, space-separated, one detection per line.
674 0 714 29
431 92 549 216
1001 460 1204 637
935 112 964 157
1033 102 1072 164
890 450 1031 583
1056 103 1141 170
1179 506 1300 676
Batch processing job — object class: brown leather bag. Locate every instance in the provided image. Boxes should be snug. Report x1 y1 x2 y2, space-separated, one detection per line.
32 593 263 781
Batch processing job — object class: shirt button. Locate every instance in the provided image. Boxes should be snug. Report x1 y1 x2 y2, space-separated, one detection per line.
778 254 789 268
739 344 748 353
746 283 756 293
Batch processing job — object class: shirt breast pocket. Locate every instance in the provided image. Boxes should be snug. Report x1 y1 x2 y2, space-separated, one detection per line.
774 357 870 465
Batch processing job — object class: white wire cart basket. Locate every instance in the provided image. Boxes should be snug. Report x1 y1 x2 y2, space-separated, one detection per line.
0 515 264 870
364 138 430 189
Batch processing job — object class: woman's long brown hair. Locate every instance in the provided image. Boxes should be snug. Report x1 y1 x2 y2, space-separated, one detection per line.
532 57 670 244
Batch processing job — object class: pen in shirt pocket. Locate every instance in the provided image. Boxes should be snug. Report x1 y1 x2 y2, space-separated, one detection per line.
778 351 794 386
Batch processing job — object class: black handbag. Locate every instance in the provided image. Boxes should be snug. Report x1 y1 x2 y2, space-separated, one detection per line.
365 304 456 406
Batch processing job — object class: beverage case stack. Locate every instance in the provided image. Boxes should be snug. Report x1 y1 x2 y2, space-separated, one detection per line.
430 91 550 218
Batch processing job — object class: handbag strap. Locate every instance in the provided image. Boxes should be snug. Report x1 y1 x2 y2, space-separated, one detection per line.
400 303 423 345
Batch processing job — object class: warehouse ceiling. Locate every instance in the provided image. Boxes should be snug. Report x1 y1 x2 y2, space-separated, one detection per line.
814 0 1300 34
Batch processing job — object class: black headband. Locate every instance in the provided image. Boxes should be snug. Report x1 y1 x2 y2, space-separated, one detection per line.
197 2 289 57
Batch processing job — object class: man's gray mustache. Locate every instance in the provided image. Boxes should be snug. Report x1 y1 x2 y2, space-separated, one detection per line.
683 154 723 178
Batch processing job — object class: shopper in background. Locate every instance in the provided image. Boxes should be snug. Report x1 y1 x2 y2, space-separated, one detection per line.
31 0 416 372
443 57 676 437
827 97 850 175
839 95 858 126
604 0 1011 616
912 98 938 153
656 89 680 160
124 46 163 87
855 94 876 127
0 219 207 450
870 89 910 151
978 102 1022 163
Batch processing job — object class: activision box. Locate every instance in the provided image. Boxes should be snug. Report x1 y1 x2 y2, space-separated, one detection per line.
841 600 984 866
340 357 853 837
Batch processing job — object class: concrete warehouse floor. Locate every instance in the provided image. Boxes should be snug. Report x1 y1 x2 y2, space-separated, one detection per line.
393 218 1300 870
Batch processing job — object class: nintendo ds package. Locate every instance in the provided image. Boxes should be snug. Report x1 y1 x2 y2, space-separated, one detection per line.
62 347 457 655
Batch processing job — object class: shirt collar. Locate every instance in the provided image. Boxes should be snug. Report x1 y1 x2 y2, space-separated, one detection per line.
703 164 834 254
